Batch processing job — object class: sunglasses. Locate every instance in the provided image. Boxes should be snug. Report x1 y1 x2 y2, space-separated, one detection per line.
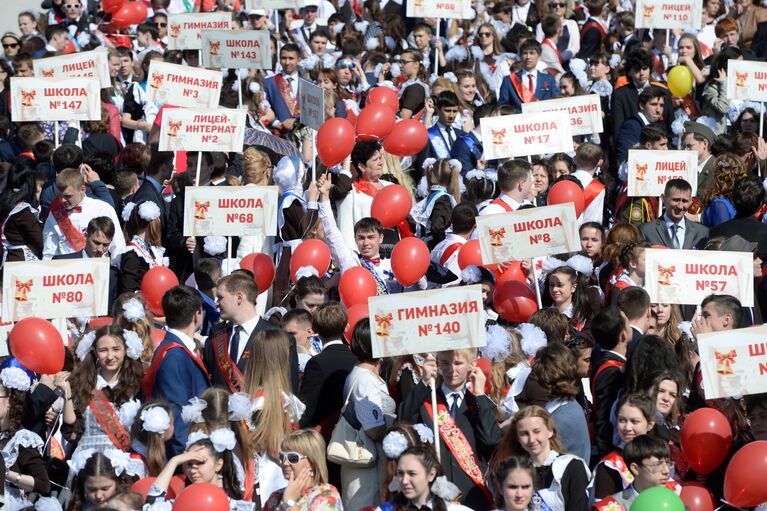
550 2 566 6
478 32 493 37
338 61 355 69
2 43 19 49
64 3 81 8
279 451 306 465
157 22 167 27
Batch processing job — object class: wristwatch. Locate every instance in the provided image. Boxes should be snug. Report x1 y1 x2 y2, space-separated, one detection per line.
281 498 298 510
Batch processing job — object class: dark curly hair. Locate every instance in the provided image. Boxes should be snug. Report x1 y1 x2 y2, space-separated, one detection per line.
70 325 144 414
66 452 135 511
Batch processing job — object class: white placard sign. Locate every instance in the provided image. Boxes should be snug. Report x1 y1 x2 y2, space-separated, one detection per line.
476 203 580 264
644 249 754 307
201 30 271 70
480 112 573 160
369 286 486 358
697 325 767 399
146 61 222 109
183 186 278 237
627 150 699 197
727 60 767 102
11 77 101 122
167 12 232 50
406 0 472 19
298 79 325 131
2 259 110 321
245 0 296 9
521 95 603 136
33 49 111 88
634 0 702 30
159 108 247 152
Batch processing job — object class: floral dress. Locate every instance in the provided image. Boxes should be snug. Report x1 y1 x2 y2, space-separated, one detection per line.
263 483 343 511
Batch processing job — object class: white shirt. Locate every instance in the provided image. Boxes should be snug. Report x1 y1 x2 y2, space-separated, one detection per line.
520 68 537 92
232 316 260 363
283 71 299 97
479 193 528 216
572 169 604 224
441 384 466 411
663 214 685 249
430 233 466 283
42 196 125 259
167 328 198 353
512 2 532 25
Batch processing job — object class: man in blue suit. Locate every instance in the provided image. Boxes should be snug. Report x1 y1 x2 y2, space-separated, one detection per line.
264 43 303 132
451 104 495 176
143 286 210 456
498 39 560 108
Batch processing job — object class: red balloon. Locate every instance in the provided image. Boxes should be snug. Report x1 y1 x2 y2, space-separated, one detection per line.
169 476 186 501
366 87 399 113
548 180 585 217
9 318 64 375
383 119 428 157
175 483 229 511
344 304 369 341
140 267 179 317
680 483 715 511
493 281 538 323
724 440 767 507
370 185 413 228
112 1 148 27
131 478 177 499
391 237 430 287
496 261 526 284
290 239 331 281
476 358 494 394
356 103 396 141
240 253 275 293
457 240 482 270
103 0 125 14
317 118 355 167
339 267 378 307
680 407 732 475
150 328 165 348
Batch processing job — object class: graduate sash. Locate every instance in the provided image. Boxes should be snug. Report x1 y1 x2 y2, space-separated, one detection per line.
210 326 246 393
584 179 606 210
427 127 450 159
601 451 634 489
542 38 563 64
49 195 86 252
439 242 464 266
274 75 300 118
490 197 514 212
424 400 494 505
590 359 625 415
142 341 209 397
88 389 130 451
510 73 538 104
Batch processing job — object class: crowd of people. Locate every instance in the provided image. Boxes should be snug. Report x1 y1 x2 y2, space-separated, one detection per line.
1 0 767 511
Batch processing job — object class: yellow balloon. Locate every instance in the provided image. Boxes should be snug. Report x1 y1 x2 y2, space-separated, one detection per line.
668 65 694 97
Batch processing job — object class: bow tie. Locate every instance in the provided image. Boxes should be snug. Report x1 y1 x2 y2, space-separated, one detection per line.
68 206 82 213
364 256 381 266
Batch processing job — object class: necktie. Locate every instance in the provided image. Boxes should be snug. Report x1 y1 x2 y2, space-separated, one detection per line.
670 224 681 249
445 126 455 146
229 325 243 362
528 73 534 93
286 76 293 85
449 393 460 418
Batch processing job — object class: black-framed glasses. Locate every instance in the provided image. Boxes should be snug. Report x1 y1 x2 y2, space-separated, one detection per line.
279 451 306 465
401 59 417 64
2 43 19 49
478 32 493 37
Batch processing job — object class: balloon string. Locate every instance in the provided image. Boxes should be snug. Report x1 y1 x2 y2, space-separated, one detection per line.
718 500 747 511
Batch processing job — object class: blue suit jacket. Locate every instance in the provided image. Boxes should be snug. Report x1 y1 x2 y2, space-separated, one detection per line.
450 132 483 176
498 70 560 108
264 74 300 122
151 331 210 456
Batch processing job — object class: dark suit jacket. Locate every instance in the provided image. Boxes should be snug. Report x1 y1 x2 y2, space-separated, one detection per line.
130 178 167 226
589 350 626 457
264 74 300 122
450 132 483 176
710 215 767 260
298 342 358 436
638 218 709 249
697 156 715 194
203 318 300 394
610 82 673 162
151 332 211 456
399 382 501 511
498 70 560 109
52 251 119 309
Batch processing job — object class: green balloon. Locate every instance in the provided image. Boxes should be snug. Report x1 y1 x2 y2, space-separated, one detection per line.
630 487 685 511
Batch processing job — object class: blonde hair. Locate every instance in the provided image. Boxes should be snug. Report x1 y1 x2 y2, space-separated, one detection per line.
189 387 254 461
495 406 566 465
437 348 477 363
427 159 462 203
382 151 416 196
242 148 272 185
244 329 293 458
282 429 329 484
55 168 85 191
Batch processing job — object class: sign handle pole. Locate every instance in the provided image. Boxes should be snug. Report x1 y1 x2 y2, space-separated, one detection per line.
312 129 317 181
760 103 765 178
430 379 441 462
226 236 232 275
195 151 202 186
527 155 532 163
433 21 440 76
76 121 82 148
658 196 662 219
237 77 243 110
54 121 59 148
531 258 543 310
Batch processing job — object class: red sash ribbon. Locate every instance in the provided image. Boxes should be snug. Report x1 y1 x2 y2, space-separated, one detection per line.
439 242 463 266
88 389 131 451
542 38 563 64
584 179 606 210
510 73 538 104
424 400 494 505
211 327 245 393
49 195 86 252
490 197 514 212
274 75 300 119
142 341 210 398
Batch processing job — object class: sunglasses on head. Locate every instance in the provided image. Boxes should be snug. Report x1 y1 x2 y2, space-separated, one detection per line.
279 451 306 465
